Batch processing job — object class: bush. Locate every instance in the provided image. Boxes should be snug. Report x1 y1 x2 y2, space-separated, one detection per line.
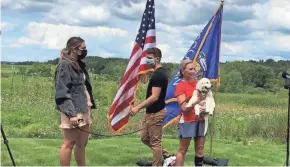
1 73 10 78
219 70 243 93
27 63 52 77
245 87 266 94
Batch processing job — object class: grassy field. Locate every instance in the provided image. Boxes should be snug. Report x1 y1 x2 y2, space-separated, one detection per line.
1 74 287 141
0 65 289 166
1 137 286 166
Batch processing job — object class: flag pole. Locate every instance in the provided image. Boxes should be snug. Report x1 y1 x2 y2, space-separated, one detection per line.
210 89 216 157
209 0 224 157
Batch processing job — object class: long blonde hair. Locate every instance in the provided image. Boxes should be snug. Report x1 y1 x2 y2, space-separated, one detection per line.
60 37 84 70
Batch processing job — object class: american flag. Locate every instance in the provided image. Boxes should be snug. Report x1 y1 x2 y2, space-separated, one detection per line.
108 0 156 132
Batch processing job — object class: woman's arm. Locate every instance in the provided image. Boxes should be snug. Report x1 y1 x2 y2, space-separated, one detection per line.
177 94 192 112
55 61 76 118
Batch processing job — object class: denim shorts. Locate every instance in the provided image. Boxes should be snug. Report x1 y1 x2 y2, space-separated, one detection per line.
178 120 206 138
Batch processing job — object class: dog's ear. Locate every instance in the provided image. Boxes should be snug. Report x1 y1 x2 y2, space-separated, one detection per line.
196 80 202 90
200 79 206 86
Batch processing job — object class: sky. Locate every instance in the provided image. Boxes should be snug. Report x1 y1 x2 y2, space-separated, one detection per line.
1 0 290 63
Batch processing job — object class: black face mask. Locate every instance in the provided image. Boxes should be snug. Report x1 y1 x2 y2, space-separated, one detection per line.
78 49 87 59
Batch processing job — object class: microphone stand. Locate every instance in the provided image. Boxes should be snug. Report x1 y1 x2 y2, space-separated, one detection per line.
1 124 16 166
285 78 290 166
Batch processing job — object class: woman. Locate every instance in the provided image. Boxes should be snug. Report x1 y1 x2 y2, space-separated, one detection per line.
175 60 206 166
55 37 96 166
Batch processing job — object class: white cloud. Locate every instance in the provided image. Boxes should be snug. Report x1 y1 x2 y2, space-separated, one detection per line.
18 37 40 45
9 44 23 48
111 0 219 26
246 30 290 52
1 44 23 48
46 3 111 25
251 0 290 30
127 40 135 50
99 51 114 58
161 0 193 23
2 0 53 12
2 54 29 62
220 41 261 62
79 6 110 22
181 24 205 34
176 46 189 54
113 1 146 20
156 23 179 34
267 1 290 30
220 33 290 62
155 23 205 51
1 38 23 48
1 22 15 31
267 33 290 51
157 43 180 63
2 0 290 62
18 22 128 49
222 42 244 55
1 0 12 6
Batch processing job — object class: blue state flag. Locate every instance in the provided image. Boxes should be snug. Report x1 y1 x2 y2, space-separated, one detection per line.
163 2 224 127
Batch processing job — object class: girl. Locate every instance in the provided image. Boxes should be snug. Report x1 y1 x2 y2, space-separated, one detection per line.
55 37 96 166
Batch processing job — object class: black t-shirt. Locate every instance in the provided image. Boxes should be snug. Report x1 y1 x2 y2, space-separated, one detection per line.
146 67 169 113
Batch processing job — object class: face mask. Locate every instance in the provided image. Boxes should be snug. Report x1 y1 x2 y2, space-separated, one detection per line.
146 58 155 67
78 49 87 59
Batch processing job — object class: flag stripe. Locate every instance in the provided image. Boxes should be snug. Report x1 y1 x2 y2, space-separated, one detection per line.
143 43 156 52
111 61 140 104
111 82 137 119
145 36 156 44
128 43 141 60
109 75 138 116
126 44 142 72
146 29 156 37
115 84 136 107
139 56 150 66
111 100 132 126
112 113 130 130
121 48 143 85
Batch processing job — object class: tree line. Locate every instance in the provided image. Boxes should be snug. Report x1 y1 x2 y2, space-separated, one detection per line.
3 56 290 93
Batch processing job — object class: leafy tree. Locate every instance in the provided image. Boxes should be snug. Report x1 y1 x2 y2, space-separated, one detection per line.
3 55 290 94
219 70 243 93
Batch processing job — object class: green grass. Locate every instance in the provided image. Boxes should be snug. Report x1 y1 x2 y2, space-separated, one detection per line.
1 66 287 166
1 137 286 166
1 65 32 77
0 74 288 141
216 92 288 108
0 65 288 166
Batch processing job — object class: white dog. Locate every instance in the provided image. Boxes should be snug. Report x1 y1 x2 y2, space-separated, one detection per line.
186 78 215 136
186 78 215 116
